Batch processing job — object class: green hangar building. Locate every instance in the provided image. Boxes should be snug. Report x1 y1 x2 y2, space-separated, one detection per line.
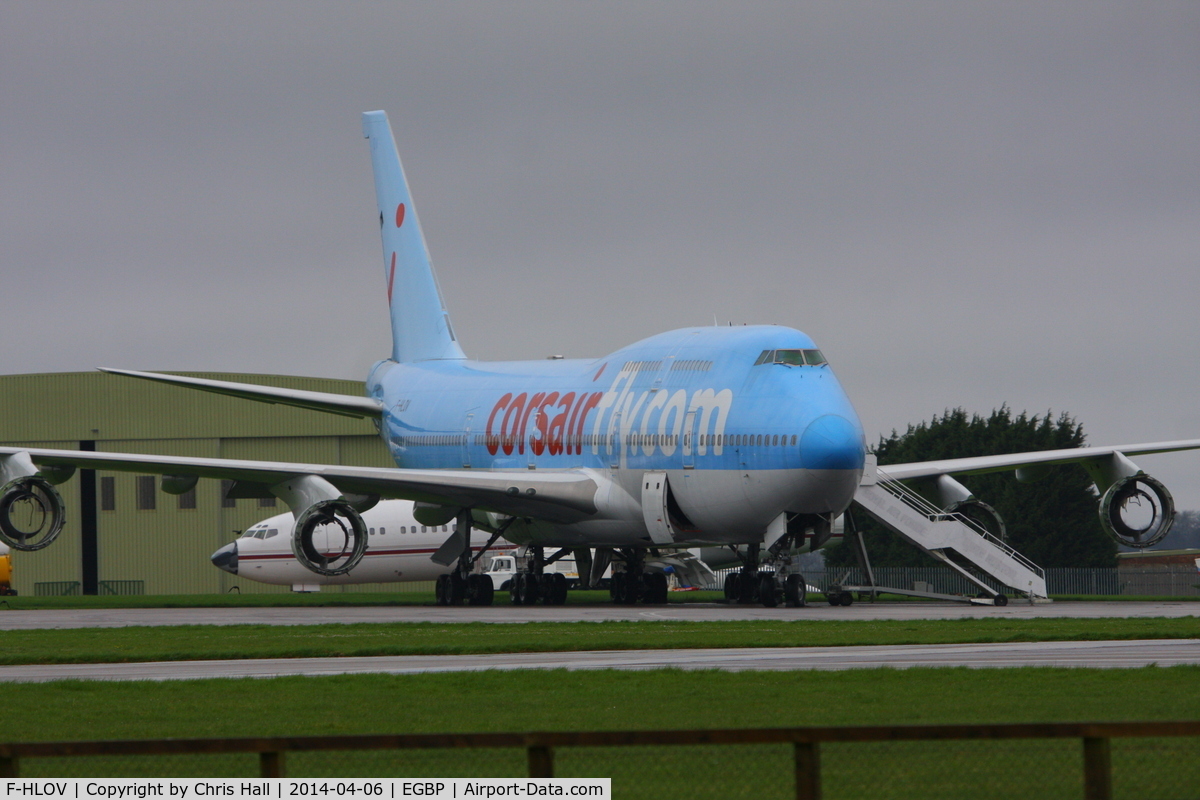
0 371 397 596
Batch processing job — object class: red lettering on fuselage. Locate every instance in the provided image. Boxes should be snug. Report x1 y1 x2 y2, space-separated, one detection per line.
484 392 512 456
498 393 526 455
546 392 575 456
484 390 603 458
573 392 602 454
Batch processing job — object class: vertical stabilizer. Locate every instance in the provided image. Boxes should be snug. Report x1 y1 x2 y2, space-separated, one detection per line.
363 111 466 363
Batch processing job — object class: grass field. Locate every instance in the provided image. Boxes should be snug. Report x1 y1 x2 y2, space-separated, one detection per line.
0 616 1196 664
10 666 1200 798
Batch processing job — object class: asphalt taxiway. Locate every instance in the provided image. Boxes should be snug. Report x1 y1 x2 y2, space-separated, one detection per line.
0 600 1197 630
0 639 1196 682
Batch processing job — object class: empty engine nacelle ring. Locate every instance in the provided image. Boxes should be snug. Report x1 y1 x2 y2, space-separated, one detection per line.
1099 474 1174 549
291 499 368 576
0 477 66 551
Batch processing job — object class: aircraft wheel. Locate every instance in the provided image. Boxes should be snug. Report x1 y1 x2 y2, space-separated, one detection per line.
467 574 494 606
621 573 643 605
993 593 1008 607
784 574 805 607
738 572 759 605
724 573 740 602
645 572 668 604
435 574 451 606
758 574 779 608
545 573 569 605
609 572 626 604
447 573 467 605
519 573 541 605
509 573 525 605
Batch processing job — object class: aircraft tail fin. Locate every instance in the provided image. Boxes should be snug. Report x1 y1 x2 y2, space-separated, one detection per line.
362 111 466 363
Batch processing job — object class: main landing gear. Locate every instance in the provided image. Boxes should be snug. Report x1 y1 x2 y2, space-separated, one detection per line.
508 545 570 606
609 548 669 605
434 510 508 607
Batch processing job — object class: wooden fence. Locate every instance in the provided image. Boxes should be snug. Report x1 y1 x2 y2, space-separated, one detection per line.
2 721 1198 800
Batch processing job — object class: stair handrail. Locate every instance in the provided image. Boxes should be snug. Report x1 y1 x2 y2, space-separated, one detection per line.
873 473 1046 579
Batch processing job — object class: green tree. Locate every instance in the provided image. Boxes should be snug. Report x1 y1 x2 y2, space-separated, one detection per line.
826 407 1117 569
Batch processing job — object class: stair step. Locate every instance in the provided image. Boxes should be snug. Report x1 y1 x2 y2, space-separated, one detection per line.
854 478 1048 599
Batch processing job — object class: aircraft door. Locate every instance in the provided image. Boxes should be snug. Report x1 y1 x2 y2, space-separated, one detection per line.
461 412 474 468
609 411 621 469
682 410 697 469
641 471 675 544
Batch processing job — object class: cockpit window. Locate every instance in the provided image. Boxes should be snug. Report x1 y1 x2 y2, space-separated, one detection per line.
775 350 806 366
755 349 827 367
264 529 278 539
253 529 268 539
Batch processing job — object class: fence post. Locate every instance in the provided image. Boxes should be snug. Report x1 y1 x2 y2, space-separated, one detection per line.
793 741 820 800
527 745 554 778
259 751 284 778
0 756 17 778
1082 737 1112 800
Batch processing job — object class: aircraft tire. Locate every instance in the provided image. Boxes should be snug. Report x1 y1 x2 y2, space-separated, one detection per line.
625 572 645 605
448 573 467 605
758 574 779 608
609 572 625 604
645 572 668 604
509 573 525 606
784 574 805 607
724 573 740 602
467 574 494 606
546 573 569 605
738 572 759 605
519 573 541 605
435 574 450 606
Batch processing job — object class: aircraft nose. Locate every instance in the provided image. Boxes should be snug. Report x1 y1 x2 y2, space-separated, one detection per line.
210 542 238 575
800 414 865 472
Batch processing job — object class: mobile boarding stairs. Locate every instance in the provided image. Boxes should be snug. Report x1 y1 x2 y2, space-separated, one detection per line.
832 458 1049 606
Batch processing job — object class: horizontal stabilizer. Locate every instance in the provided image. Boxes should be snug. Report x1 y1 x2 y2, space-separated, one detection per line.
99 369 383 418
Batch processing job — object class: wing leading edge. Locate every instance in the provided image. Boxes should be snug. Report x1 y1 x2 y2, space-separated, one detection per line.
98 369 383 419
878 438 1200 481
0 446 597 523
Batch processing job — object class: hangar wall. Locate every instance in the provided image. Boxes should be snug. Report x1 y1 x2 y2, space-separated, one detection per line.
0 372 399 596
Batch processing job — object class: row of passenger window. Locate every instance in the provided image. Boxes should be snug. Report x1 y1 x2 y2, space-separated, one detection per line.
624 433 799 448
239 523 461 540
399 435 468 447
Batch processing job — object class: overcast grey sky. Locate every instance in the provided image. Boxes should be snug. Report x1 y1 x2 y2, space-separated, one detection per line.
4 3 1200 505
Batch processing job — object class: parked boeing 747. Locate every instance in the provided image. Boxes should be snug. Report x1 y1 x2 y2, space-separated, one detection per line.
2 111 1196 607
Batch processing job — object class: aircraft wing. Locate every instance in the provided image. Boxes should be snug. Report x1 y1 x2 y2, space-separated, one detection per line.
878 438 1200 481
0 446 597 523
98 369 383 419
